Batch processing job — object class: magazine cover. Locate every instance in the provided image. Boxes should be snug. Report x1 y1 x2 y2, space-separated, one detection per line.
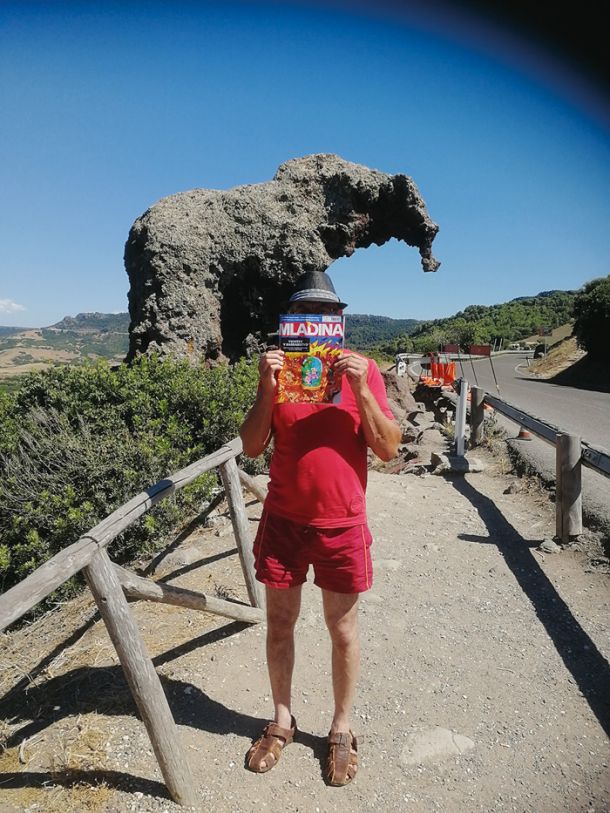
275 314 345 404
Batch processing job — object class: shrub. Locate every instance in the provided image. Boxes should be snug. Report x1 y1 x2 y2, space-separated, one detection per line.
0 355 261 610
572 275 610 361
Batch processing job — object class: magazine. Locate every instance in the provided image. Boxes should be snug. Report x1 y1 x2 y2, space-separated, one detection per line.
275 313 345 404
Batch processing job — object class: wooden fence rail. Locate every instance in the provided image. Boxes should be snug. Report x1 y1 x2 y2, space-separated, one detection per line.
0 435 265 807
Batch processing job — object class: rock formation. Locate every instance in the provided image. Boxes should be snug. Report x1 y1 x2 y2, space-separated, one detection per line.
124 153 440 362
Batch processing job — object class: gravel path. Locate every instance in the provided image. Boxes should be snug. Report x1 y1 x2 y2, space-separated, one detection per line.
2 436 609 813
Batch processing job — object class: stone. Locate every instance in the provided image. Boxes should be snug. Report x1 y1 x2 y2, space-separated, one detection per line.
504 480 523 494
387 396 405 423
407 410 426 426
399 444 421 461
124 154 440 361
374 558 403 571
400 727 475 765
400 421 424 444
431 452 485 474
538 537 562 554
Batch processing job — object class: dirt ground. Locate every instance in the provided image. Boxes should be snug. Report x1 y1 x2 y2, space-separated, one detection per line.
1 422 609 813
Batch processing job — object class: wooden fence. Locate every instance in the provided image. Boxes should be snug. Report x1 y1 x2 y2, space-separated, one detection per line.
0 436 267 808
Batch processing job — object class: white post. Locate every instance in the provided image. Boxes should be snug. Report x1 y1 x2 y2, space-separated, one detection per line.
455 379 469 457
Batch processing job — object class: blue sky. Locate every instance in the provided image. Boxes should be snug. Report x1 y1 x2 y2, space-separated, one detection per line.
1 0 609 327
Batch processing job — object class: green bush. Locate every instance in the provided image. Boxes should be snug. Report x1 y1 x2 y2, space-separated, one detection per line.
572 275 610 361
0 355 261 611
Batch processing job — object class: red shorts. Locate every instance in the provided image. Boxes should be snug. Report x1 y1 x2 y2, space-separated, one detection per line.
253 509 373 594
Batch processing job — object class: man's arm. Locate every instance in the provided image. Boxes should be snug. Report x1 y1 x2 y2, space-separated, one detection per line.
239 350 284 458
333 352 401 462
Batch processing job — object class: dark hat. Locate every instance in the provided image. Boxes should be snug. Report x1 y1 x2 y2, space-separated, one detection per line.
288 271 347 309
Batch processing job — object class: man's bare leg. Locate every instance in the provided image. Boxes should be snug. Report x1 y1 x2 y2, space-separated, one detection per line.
247 585 301 772
266 584 302 724
322 590 360 734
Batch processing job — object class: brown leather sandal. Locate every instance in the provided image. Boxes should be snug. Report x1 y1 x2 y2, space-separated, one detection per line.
246 716 297 773
325 730 358 786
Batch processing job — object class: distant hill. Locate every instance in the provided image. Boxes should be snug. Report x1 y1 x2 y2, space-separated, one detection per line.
0 290 579 383
345 314 421 350
48 312 130 333
0 310 419 383
0 312 131 386
512 289 573 301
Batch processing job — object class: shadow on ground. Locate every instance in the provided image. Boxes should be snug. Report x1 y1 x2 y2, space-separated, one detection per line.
0 768 169 799
524 355 610 394
0 620 259 797
451 476 610 739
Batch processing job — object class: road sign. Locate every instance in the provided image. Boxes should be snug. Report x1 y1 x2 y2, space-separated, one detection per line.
468 344 491 357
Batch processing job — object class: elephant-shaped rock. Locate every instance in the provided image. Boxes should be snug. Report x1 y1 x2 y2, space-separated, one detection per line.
124 153 440 361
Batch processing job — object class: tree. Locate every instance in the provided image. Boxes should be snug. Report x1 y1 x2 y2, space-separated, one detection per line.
572 275 610 361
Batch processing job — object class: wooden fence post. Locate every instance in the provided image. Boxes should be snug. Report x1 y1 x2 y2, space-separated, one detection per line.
555 433 583 543
84 548 198 808
220 457 265 609
470 386 485 447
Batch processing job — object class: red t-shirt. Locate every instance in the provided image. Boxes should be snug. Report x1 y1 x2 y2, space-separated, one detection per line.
264 358 395 527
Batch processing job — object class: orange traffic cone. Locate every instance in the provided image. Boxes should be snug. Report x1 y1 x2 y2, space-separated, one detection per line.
442 362 456 386
516 426 532 440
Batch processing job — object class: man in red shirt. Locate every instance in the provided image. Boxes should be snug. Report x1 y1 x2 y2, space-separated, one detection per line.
240 271 400 786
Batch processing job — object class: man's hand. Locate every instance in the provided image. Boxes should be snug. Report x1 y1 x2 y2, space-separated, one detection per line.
333 351 369 396
259 349 285 394
240 348 284 458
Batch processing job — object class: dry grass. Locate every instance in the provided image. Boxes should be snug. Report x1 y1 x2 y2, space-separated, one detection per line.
0 713 114 813
0 594 99 698
527 336 585 378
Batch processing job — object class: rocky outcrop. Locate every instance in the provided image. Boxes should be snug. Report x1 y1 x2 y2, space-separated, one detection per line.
382 369 419 420
124 153 440 362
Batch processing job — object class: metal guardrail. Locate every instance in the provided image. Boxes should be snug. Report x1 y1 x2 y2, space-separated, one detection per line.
579 443 610 478
484 393 558 445
431 385 610 480
483 392 610 479
429 382 607 541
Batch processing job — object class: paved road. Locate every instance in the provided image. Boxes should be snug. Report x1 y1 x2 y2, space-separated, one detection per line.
459 352 610 450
